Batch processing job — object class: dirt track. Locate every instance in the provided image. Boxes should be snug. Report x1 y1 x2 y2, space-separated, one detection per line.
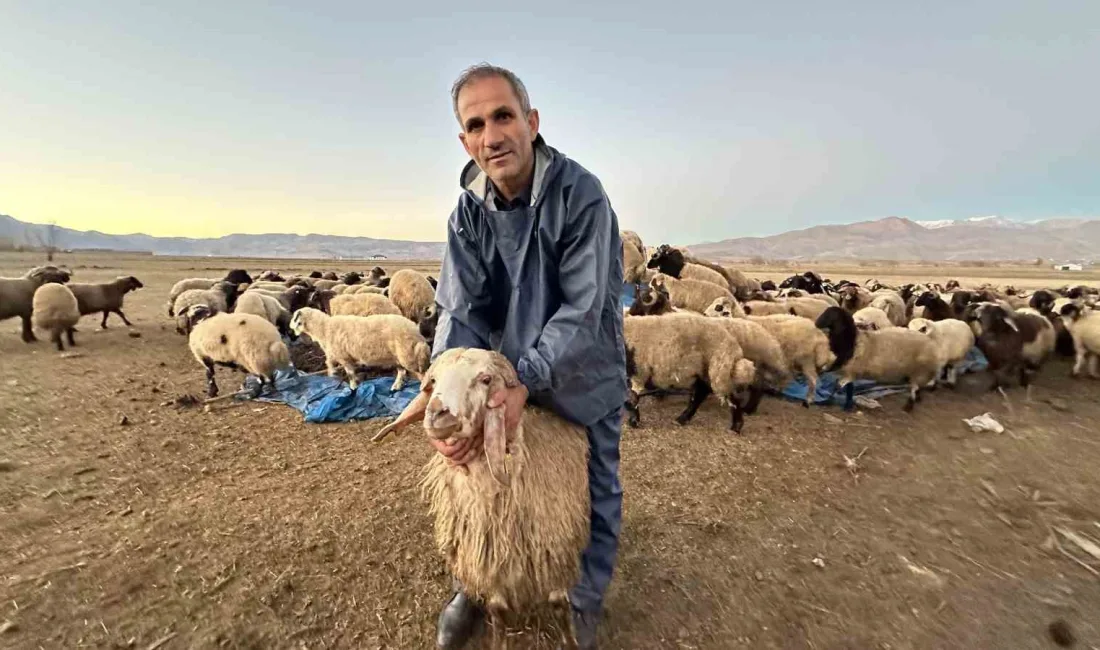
2 253 1099 649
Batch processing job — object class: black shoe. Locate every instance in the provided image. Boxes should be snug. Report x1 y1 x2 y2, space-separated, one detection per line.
436 591 484 649
570 607 601 650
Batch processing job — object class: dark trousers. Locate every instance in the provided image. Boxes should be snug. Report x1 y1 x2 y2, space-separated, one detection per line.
569 404 624 613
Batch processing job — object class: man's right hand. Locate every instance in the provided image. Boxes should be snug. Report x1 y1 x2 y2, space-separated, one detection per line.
431 434 482 466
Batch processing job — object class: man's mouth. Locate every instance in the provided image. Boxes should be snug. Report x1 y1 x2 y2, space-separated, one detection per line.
487 151 511 163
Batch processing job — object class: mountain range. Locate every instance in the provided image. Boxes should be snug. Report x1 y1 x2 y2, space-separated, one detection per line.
2 213 1097 262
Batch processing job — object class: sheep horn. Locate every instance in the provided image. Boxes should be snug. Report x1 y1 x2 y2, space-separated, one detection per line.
371 389 430 442
483 405 511 487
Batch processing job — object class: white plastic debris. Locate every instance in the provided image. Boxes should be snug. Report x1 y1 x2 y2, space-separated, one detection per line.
962 412 1004 434
812 557 826 569
853 395 881 410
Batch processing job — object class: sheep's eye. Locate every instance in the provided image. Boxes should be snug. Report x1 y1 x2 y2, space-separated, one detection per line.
478 374 492 385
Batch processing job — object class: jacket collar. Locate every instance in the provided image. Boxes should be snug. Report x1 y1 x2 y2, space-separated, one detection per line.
460 134 554 207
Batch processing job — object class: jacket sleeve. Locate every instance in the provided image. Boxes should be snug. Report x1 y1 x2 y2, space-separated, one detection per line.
516 176 617 394
431 205 493 361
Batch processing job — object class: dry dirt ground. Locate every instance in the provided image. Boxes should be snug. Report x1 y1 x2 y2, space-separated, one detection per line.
2 252 1099 650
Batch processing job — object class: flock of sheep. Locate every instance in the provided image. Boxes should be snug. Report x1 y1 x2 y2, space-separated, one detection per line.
3 241 1100 637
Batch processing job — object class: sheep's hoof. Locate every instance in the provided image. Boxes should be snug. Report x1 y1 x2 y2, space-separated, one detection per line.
801 401 810 409
903 399 916 413
842 403 856 413
674 415 691 426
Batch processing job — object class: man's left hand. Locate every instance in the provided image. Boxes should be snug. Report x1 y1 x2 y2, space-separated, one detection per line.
487 383 529 435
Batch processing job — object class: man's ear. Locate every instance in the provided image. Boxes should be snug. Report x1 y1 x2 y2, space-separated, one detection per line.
459 132 472 158
527 108 540 139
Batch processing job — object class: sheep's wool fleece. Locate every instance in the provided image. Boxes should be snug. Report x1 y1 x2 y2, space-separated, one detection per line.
329 292 400 317
387 270 434 322
420 406 590 611
188 313 289 378
625 313 750 396
32 283 80 332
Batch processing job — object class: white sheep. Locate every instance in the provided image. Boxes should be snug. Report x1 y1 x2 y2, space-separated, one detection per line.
233 291 291 337
387 269 435 323
31 283 81 351
370 348 590 634
328 292 401 318
869 290 908 326
853 307 893 332
188 311 291 398
1059 303 1100 379
907 317 975 386
289 308 430 392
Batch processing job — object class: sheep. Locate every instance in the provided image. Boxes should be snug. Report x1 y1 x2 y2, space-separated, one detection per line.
387 269 436 323
1 266 73 342
1058 303 1100 379
963 303 1055 396
852 307 893 332
869 291 907 326
67 276 144 329
914 291 953 321
321 271 339 281
815 306 943 412
233 291 292 337
309 271 323 279
650 273 734 314
341 271 363 286
785 296 831 321
166 269 251 316
31 283 80 351
779 271 825 294
645 245 730 290
312 279 340 291
328 292 402 318
172 282 241 334
364 266 388 286
907 317 975 386
257 270 284 282
370 348 590 629
623 312 756 433
741 300 793 317
247 281 293 292
289 308 430 392
622 234 649 284
838 285 873 313
188 310 291 398
621 229 644 255
743 313 835 408
723 266 761 298
418 303 440 347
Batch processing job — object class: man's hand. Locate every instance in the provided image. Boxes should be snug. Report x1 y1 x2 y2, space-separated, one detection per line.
487 383 529 436
430 434 483 467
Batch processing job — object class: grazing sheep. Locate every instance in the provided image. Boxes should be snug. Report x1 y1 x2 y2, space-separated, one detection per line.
907 317 975 386
650 273 734 314
646 245 730 289
1 266 73 342
289 308 430 392
815 306 942 412
743 313 834 408
329 292 402 318
233 291 292 337
188 310 291 398
963 303 1055 395
387 269 436 323
852 307 893 332
31 283 80 351
67 276 144 329
624 312 756 433
370 348 590 630
1058 303 1100 379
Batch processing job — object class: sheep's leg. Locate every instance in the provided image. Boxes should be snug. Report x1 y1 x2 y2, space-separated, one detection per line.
20 315 36 343
391 368 407 392
66 328 76 347
624 390 641 428
802 367 818 408
115 309 133 326
203 357 219 398
1088 354 1100 379
343 363 360 389
903 384 919 412
727 396 745 434
101 311 110 329
742 383 764 415
1072 348 1087 378
53 330 65 352
841 381 856 412
675 379 711 426
946 364 958 387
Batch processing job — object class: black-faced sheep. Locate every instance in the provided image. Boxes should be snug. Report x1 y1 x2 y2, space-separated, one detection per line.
370 348 590 632
964 303 1055 395
289 308 430 392
67 275 144 329
914 291 953 321
418 303 440 347
646 245 730 290
1 266 73 342
815 306 942 412
31 283 81 351
188 311 291 398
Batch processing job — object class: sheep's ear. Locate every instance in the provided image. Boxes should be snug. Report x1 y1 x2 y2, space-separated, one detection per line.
483 405 511 487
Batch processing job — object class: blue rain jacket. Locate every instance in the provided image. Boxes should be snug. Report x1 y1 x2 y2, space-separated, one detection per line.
432 135 628 427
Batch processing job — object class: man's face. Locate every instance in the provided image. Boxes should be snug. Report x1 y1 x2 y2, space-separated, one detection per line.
457 75 540 194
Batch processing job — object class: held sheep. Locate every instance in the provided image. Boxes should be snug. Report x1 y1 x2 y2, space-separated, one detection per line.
387 269 436 323
370 348 590 628
624 312 756 433
67 276 144 329
815 306 943 412
1 266 73 342
907 317 975 386
31 283 81 351
1058 303 1100 379
651 273 734 314
187 310 291 398
289 308 430 392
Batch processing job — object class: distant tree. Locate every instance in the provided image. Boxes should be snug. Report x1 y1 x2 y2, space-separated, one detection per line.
27 221 60 261
1034 257 1044 266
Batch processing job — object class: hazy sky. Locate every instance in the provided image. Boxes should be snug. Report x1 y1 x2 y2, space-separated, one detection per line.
2 1 1098 245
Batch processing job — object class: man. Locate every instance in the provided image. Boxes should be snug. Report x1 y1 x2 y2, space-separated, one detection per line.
429 63 628 650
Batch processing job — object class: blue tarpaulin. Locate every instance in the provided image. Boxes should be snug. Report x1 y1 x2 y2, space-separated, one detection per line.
234 284 988 421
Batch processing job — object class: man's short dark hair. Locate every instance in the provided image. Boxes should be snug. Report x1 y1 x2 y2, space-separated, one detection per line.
451 63 532 126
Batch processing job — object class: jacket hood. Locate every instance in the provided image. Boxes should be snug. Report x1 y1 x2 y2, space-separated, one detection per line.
460 133 558 207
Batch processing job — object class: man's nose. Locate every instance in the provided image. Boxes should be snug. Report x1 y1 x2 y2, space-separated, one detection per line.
482 121 504 148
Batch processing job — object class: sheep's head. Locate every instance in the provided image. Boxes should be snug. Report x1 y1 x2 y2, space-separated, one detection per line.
1059 302 1084 323
283 285 314 312
645 244 684 275
258 270 284 282
628 283 672 316
974 303 1018 336
914 291 938 308
907 318 934 336
759 280 777 291
289 307 322 338
178 304 216 336
308 270 323 279
1029 290 1056 314
27 266 72 286
372 348 522 486
224 269 253 285
944 279 960 291
322 271 339 281
119 276 144 293
342 271 363 285
418 303 440 344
